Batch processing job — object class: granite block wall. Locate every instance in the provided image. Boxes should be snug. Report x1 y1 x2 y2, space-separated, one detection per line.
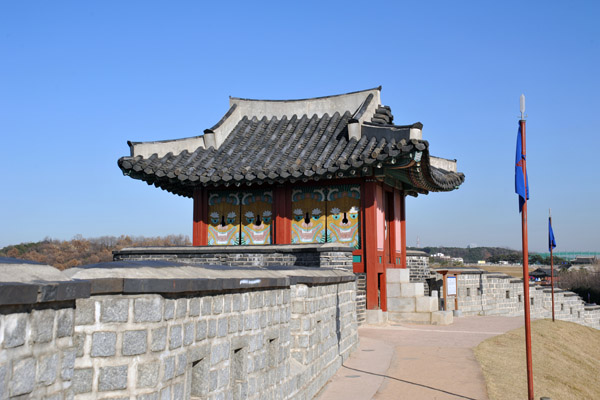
0 306 77 399
113 244 362 326
113 245 353 270
287 281 357 399
0 259 358 400
354 274 366 325
71 291 292 400
437 271 600 329
406 251 430 295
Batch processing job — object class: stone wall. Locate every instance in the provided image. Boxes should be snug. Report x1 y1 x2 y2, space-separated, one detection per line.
354 274 366 325
0 258 358 400
406 250 430 295
435 270 600 330
113 244 354 270
114 244 360 324
288 282 357 398
386 269 452 325
72 291 291 399
0 305 77 399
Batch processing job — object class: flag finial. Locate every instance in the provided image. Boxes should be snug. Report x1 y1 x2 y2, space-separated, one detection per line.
520 94 526 120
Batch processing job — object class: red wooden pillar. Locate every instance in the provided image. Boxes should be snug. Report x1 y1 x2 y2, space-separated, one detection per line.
193 187 208 246
400 190 407 268
364 180 382 310
379 186 390 311
391 189 402 267
274 186 291 244
384 189 395 266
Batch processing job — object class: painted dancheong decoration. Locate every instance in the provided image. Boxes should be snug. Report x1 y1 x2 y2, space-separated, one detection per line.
208 185 359 246
291 186 361 246
327 185 361 249
241 190 273 245
208 192 241 245
291 187 327 244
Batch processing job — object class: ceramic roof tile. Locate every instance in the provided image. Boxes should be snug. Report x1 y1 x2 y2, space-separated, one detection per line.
118 88 465 197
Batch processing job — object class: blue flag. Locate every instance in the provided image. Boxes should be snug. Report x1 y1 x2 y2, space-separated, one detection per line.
515 124 529 212
549 218 557 252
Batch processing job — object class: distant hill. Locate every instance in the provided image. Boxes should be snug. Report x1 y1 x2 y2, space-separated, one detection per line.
1 240 559 270
410 246 521 264
0 235 190 270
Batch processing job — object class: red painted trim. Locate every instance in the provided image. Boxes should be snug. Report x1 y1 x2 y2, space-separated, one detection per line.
353 181 366 273
202 189 209 245
193 187 208 246
193 188 200 246
364 180 380 310
352 249 363 273
285 187 291 244
274 186 291 244
384 187 396 268
376 252 385 272
375 184 384 252
400 190 407 268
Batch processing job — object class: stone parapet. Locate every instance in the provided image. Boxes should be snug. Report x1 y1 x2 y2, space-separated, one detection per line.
0 258 358 399
433 269 600 330
407 250 431 295
113 243 354 270
112 244 364 329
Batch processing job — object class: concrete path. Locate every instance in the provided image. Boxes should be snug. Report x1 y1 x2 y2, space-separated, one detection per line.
317 316 524 400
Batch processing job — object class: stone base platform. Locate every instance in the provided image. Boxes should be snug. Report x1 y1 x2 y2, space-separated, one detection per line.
386 269 453 325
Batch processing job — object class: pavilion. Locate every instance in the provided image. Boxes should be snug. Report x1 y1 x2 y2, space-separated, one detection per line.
118 87 465 310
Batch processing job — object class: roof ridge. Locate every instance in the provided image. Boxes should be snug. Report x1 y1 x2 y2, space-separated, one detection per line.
229 86 382 102
352 93 374 120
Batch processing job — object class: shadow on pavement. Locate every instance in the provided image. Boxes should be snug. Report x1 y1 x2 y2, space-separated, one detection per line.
341 365 480 400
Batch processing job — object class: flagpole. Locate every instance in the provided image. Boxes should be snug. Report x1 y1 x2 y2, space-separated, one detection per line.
550 209 555 322
519 96 534 400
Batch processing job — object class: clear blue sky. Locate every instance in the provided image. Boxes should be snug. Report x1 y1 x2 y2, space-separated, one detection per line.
1 1 598 252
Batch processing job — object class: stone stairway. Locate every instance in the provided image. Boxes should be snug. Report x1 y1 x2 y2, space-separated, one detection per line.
386 269 453 325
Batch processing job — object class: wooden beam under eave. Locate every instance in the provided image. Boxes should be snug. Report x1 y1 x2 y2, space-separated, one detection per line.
385 169 423 196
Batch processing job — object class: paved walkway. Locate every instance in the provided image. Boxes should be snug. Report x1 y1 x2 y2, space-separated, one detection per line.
317 316 524 400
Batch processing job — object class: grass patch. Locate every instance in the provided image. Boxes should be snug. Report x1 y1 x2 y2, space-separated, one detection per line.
475 319 600 400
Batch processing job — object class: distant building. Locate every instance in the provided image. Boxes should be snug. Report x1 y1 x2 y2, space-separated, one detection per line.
530 267 556 283
572 256 597 265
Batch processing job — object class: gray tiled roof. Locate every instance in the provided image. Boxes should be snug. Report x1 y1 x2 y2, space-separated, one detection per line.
118 88 464 197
